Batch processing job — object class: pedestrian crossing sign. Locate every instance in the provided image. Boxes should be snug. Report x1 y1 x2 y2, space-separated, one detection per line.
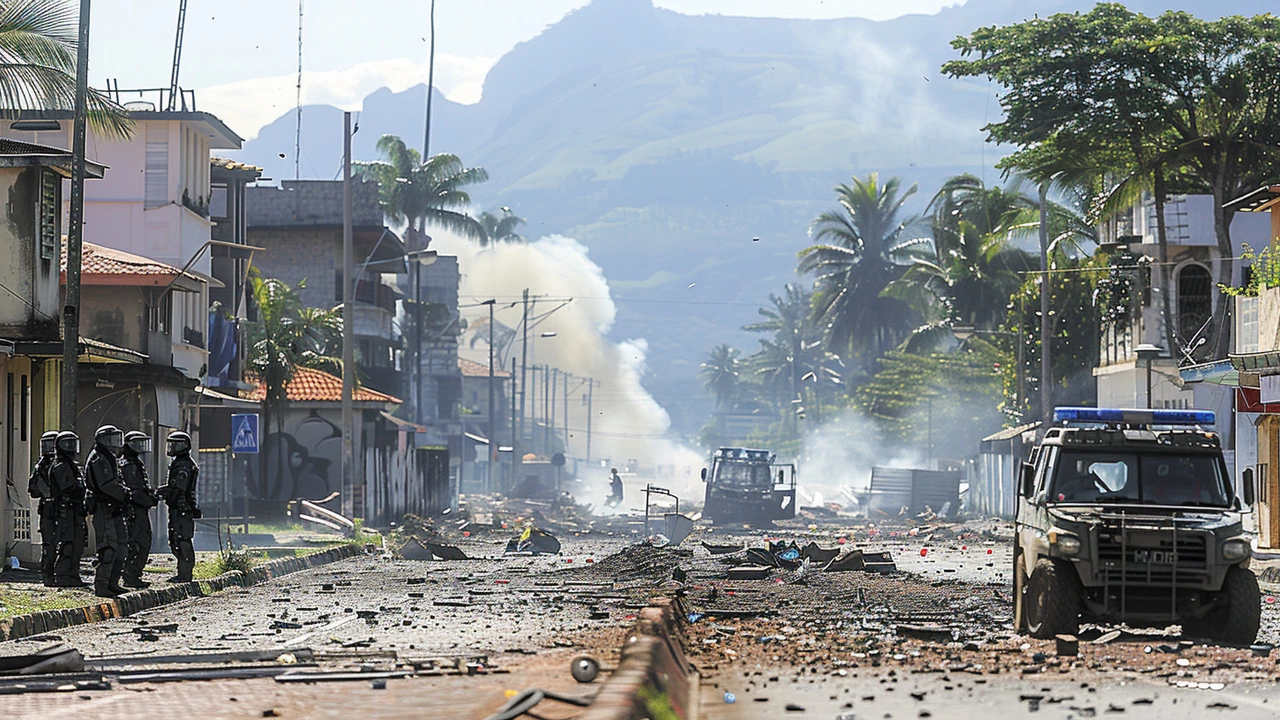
231 413 259 454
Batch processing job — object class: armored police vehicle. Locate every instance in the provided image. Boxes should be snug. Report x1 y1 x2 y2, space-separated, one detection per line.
1015 407 1260 644
700 447 796 525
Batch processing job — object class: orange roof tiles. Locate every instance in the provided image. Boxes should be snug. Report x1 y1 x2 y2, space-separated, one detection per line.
211 156 263 173
62 241 189 278
458 357 510 378
244 367 401 404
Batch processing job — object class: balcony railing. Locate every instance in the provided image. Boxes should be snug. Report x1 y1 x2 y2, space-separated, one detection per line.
182 327 205 348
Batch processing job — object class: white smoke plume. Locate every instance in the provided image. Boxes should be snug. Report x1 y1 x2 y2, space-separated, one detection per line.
433 231 706 509
796 409 923 512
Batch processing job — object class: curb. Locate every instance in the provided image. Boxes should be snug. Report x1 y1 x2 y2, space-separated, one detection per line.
0 544 362 643
580 597 694 720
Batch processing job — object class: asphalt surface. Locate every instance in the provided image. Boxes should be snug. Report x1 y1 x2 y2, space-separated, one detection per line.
2 518 1280 719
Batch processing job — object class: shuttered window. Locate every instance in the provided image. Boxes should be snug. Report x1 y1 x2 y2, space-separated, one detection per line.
145 140 168 208
38 169 57 260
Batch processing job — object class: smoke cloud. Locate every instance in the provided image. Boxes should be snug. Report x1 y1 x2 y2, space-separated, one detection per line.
433 232 706 509
795 409 924 512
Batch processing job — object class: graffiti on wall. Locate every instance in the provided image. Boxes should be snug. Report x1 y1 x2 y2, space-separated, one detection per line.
250 411 341 501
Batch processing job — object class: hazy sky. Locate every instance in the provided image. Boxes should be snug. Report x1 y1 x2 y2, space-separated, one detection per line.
90 0 963 139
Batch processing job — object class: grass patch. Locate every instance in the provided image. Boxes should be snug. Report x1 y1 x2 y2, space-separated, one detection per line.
0 588 92 618
192 545 264 580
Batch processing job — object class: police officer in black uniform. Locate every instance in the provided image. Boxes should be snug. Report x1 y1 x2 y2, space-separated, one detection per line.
48 431 87 588
27 431 59 586
85 425 132 597
161 431 200 583
120 431 158 589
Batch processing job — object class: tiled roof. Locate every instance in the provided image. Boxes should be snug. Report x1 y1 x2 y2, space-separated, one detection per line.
244 367 401 404
61 241 192 278
458 357 511 378
211 156 262 173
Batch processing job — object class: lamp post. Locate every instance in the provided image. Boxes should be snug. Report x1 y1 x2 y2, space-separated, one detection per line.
1136 343 1164 409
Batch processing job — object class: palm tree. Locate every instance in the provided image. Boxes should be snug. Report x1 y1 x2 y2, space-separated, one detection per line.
244 274 342 499
798 173 930 374
700 344 741 410
356 134 489 240
743 284 838 406
478 206 526 245
0 0 131 138
889 175 1035 339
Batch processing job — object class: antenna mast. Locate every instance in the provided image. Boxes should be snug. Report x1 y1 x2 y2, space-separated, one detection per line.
167 0 188 111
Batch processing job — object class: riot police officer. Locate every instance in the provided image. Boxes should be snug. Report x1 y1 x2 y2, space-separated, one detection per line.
48 431 87 588
28 431 59 586
161 431 200 583
120 431 157 589
85 425 132 597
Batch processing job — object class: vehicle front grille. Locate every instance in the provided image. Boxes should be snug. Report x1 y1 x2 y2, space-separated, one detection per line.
1094 530 1210 587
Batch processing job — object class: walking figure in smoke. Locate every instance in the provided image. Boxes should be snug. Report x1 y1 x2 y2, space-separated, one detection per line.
607 468 624 508
85 425 133 597
28 431 59 586
160 431 201 584
120 431 159 588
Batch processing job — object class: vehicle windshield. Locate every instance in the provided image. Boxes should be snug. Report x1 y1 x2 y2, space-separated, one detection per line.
713 461 772 489
1049 450 1230 506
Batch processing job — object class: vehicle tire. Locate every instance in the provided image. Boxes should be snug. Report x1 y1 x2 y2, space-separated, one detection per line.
1013 547 1027 633
1024 558 1081 639
1216 567 1262 646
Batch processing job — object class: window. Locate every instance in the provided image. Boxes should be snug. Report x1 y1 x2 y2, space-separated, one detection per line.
210 183 228 218
1051 450 1230 506
38 170 57 261
1177 264 1213 346
145 140 168 208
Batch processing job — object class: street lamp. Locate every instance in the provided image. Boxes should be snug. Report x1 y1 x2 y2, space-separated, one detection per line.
1135 343 1164 409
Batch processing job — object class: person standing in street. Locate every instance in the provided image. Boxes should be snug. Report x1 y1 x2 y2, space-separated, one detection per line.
27 431 59 586
120 431 157 589
48 431 87 588
161 431 200 583
607 467 624 508
85 425 132 597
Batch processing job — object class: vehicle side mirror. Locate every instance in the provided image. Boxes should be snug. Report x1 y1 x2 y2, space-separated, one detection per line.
700 467 707 481
778 469 785 483
1243 467 1256 507
1020 462 1036 498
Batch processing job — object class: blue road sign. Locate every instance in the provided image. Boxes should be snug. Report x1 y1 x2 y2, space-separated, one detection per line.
231 413 260 454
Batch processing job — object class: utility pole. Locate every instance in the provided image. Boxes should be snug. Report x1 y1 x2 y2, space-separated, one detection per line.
518 289 529 457
1038 182 1052 430
549 368 557 454
62 0 92 430
510 357 517 489
484 298 496 492
562 371 570 459
341 112 355 518
585 378 593 463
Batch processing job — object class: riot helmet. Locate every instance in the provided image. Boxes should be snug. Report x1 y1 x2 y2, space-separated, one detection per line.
39 431 58 457
95 425 124 456
166 431 192 457
124 431 151 456
55 431 80 457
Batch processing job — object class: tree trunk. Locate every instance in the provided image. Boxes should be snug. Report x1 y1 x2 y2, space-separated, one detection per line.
1153 168 1176 357
1211 181 1235 360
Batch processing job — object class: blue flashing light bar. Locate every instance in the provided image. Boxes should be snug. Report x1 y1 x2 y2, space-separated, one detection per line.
1053 407 1215 426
